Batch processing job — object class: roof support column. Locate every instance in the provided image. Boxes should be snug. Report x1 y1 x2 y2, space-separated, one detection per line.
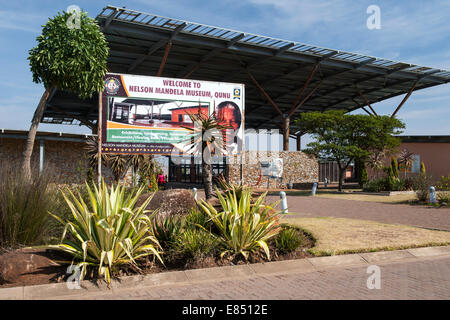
356 87 378 116
282 114 290 151
247 71 283 116
289 64 319 113
391 80 418 118
296 132 301 151
157 41 172 77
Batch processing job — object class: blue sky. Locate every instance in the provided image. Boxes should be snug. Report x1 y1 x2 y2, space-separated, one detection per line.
0 0 449 149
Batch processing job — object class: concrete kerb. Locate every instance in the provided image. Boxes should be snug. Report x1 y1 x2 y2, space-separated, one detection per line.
1 245 450 300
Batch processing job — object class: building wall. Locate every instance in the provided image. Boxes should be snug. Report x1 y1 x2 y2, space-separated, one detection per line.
0 137 112 184
399 142 450 180
367 141 450 182
227 150 318 188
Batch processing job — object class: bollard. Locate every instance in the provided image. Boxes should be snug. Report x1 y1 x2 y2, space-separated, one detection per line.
324 178 328 188
280 191 288 214
429 186 436 203
312 182 318 196
193 187 198 201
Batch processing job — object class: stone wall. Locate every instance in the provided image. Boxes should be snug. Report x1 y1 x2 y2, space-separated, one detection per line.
226 150 318 188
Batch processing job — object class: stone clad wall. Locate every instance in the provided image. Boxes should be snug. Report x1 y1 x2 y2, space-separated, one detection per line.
227 150 318 188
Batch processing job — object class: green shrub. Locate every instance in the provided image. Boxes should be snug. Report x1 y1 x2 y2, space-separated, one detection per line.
387 166 396 191
0 165 60 248
150 215 184 249
274 227 303 254
197 188 281 261
364 176 410 192
363 178 388 192
49 180 163 284
185 208 211 230
173 228 218 259
391 158 399 179
436 174 450 191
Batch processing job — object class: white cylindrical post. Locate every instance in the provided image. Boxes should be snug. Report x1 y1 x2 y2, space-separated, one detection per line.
429 186 436 203
312 182 318 196
193 187 198 201
280 191 288 214
39 139 44 174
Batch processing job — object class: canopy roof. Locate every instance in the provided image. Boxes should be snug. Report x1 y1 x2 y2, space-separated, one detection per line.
43 5 450 133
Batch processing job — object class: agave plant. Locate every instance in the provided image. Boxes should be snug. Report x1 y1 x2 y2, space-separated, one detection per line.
196 188 281 260
49 180 163 284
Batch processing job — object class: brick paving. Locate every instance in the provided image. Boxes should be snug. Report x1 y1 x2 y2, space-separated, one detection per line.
63 255 450 300
267 195 450 231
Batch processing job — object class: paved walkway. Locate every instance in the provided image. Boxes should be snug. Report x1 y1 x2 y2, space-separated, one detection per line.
2 246 448 300
267 195 450 231
62 249 450 300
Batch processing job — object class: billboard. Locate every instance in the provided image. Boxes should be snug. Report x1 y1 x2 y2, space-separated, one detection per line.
100 73 245 155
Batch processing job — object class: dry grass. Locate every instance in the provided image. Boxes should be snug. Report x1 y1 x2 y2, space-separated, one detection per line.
314 192 417 203
281 216 450 256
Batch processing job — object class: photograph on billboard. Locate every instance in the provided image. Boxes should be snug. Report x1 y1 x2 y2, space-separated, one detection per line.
100 73 245 155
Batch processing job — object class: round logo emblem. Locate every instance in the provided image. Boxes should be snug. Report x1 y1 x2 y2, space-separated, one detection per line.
104 77 121 95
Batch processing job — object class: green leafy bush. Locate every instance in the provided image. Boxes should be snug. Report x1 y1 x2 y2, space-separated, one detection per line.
50 180 163 284
197 188 281 260
359 162 368 188
274 227 303 254
363 176 410 192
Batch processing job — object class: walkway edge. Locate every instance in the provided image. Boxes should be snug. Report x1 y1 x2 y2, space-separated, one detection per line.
1 245 449 300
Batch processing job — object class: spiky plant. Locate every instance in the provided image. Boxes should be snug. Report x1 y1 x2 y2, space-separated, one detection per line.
49 180 163 284
182 107 231 200
196 188 281 260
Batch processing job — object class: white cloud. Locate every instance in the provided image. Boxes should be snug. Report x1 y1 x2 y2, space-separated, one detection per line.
0 10 44 33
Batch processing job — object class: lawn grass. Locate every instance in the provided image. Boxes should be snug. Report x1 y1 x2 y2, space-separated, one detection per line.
281 216 450 256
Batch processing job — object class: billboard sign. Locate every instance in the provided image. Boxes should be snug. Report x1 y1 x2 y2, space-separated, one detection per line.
100 73 245 155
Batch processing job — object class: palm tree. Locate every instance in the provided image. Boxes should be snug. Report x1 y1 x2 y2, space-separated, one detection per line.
398 149 414 179
182 107 231 200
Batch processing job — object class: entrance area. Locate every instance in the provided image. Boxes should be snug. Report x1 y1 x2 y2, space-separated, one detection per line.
168 156 227 183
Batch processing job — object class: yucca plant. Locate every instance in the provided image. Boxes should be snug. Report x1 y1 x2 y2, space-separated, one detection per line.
49 180 163 284
196 188 281 260
214 174 248 201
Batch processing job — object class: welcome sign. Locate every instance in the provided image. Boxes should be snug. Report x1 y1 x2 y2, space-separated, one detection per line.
100 73 245 155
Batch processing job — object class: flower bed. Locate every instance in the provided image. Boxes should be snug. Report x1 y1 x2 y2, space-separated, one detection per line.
0 182 314 288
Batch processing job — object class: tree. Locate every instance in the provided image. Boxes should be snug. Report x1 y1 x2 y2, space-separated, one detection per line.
295 110 405 191
398 149 414 179
391 157 399 179
183 109 230 200
420 161 426 175
357 160 368 188
25 10 108 180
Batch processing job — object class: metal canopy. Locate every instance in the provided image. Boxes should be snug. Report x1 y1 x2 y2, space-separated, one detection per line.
43 5 450 131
